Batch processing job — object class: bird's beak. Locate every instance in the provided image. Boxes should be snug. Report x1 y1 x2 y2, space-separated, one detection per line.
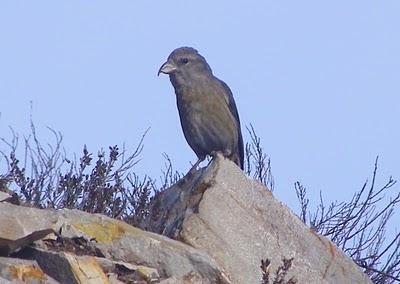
158 61 177 76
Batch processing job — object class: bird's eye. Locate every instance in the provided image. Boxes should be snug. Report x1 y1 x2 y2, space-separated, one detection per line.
180 58 189 64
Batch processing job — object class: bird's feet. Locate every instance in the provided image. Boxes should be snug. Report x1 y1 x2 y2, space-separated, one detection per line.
210 150 231 161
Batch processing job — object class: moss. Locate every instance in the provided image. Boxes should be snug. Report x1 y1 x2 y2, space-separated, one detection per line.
73 221 126 244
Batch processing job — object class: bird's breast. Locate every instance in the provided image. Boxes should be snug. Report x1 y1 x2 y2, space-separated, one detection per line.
175 86 238 149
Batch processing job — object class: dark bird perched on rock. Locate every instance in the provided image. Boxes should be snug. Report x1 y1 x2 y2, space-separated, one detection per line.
158 47 244 173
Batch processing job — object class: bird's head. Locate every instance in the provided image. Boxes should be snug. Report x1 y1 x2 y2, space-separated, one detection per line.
158 47 213 84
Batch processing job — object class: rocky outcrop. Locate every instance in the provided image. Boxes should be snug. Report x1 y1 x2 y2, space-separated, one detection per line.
0 201 228 283
144 155 372 284
0 156 372 283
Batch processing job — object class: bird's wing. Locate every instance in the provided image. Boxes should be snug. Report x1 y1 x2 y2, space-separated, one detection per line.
218 79 244 169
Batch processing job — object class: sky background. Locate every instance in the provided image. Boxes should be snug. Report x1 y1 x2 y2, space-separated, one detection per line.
0 1 399 215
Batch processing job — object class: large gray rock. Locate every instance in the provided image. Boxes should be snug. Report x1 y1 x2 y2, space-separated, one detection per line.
144 155 373 284
0 203 229 283
0 204 56 255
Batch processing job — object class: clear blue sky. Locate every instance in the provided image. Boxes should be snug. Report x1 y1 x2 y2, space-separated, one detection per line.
0 1 399 212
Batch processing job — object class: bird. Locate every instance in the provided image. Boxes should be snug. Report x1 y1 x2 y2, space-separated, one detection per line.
158 47 244 173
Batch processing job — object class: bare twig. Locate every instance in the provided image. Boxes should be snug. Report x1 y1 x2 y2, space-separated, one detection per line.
295 157 400 283
245 124 274 191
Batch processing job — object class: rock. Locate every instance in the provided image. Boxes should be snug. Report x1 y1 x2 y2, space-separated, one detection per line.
0 185 19 205
0 257 58 284
0 155 374 283
135 265 159 281
94 257 159 283
0 191 12 202
0 202 229 284
32 249 109 284
0 204 56 255
0 179 33 206
144 155 373 284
